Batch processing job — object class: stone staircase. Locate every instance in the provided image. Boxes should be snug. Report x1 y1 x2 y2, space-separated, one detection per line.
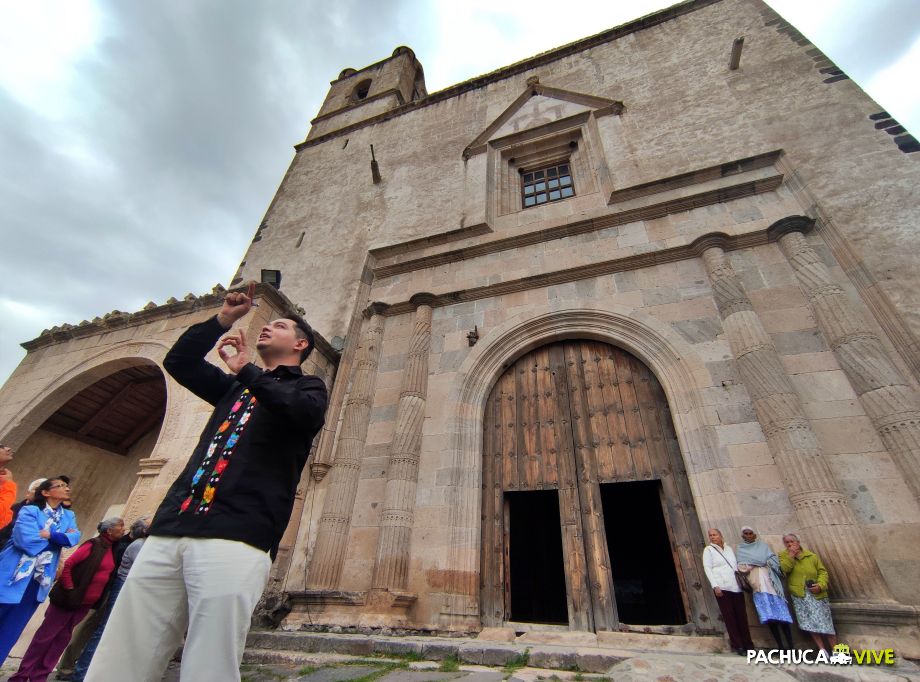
242 629 920 680
244 628 725 673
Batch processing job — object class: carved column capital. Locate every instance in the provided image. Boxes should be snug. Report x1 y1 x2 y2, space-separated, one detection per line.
691 232 731 258
766 215 816 243
409 292 438 309
364 302 390 319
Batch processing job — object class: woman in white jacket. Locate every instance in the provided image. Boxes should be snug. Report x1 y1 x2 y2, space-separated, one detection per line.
702 528 754 655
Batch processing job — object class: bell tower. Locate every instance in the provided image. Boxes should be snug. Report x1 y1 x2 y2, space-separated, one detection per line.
307 46 427 140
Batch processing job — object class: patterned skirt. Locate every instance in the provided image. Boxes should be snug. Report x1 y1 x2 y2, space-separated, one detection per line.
791 592 836 635
752 592 793 624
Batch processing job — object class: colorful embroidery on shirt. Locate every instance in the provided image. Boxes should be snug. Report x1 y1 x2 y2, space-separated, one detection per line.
179 388 258 515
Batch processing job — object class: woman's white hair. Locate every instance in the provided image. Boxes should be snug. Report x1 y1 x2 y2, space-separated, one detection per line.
97 517 123 534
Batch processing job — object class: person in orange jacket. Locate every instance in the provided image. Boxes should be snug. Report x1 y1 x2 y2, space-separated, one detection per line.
0 445 17 531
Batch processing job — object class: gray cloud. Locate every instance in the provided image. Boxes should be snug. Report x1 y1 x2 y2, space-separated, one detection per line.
0 0 432 381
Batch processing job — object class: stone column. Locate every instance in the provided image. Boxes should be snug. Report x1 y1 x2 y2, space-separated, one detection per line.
371 294 435 595
699 239 891 601
773 218 920 507
307 303 388 590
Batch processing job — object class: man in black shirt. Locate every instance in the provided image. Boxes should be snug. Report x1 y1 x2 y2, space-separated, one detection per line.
85 284 328 682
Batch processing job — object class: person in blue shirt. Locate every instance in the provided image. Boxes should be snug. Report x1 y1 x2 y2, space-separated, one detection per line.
0 477 80 664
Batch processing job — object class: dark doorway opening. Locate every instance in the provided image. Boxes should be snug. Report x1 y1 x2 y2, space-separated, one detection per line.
600 480 686 625
506 490 568 624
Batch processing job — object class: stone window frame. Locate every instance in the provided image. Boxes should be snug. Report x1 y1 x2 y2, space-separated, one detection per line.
493 119 599 217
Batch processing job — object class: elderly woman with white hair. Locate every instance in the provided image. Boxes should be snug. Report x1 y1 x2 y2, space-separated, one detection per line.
8 517 125 682
736 526 794 650
702 528 754 655
780 532 837 652
68 517 151 682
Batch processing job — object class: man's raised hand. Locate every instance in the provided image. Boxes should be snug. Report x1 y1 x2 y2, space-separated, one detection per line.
217 281 256 328
218 329 252 374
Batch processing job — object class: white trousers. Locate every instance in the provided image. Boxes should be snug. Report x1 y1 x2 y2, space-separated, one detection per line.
84 536 271 682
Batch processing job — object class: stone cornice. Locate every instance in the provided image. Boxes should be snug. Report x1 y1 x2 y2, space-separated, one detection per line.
309 88 405 126
22 283 340 362
380 226 781 317
295 0 721 151
368 222 493 262
374 174 782 279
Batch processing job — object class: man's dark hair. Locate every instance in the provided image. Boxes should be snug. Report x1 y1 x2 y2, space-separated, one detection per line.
285 314 315 363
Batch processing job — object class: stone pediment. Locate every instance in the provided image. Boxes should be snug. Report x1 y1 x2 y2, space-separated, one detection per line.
464 81 623 157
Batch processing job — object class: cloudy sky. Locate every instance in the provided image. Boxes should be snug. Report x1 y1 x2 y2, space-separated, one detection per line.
1 0 918 386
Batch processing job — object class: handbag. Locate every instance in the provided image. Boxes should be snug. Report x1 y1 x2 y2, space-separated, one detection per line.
734 569 754 593
711 545 753 593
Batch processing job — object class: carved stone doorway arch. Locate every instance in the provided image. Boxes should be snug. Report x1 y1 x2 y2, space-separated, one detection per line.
480 338 713 632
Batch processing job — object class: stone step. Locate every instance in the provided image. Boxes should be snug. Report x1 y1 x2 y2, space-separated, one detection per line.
499 628 725 654
245 630 720 673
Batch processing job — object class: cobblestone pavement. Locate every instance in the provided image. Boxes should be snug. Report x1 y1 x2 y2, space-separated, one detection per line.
4 650 919 682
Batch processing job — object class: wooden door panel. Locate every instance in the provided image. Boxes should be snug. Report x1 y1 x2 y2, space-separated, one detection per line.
501 370 518 492
522 351 541 489
549 344 593 631
563 343 618 631
657 395 719 628
593 344 636 481
578 342 618 483
535 347 560 489
611 352 654 480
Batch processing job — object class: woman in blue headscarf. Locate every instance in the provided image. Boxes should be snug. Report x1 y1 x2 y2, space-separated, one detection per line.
736 526 794 650
0 477 81 664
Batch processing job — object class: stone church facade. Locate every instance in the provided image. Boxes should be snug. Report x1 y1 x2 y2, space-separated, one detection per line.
2 0 920 656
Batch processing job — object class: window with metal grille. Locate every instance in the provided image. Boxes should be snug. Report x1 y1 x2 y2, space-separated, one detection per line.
521 162 575 208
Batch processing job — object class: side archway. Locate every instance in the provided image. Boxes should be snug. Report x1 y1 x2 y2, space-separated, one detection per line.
0 341 177 530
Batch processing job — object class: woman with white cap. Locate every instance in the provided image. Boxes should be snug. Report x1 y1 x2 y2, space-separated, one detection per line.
736 526 794 650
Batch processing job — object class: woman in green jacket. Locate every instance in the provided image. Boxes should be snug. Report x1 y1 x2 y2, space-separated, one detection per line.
779 533 837 652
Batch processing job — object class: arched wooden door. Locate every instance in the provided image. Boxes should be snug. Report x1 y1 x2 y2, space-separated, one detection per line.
481 340 716 632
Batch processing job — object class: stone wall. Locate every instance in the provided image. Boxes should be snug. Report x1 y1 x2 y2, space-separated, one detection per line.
12 426 157 534
236 0 920 376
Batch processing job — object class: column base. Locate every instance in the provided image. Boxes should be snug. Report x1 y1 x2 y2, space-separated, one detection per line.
281 589 418 629
831 601 920 659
